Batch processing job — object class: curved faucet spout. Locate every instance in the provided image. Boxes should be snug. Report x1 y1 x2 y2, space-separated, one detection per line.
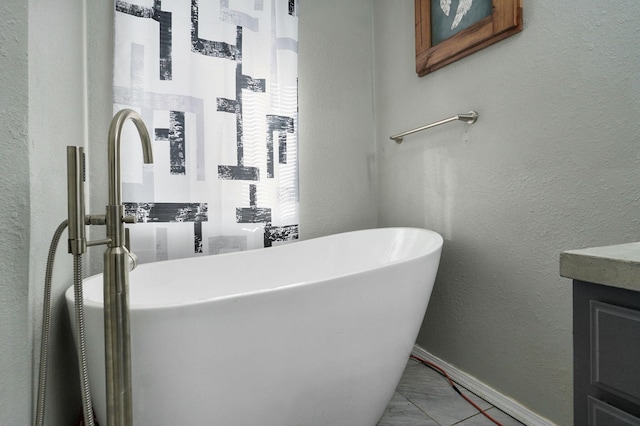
108 109 154 206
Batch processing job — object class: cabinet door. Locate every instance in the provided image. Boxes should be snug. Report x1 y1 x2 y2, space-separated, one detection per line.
589 397 640 426
591 301 640 404
574 281 640 425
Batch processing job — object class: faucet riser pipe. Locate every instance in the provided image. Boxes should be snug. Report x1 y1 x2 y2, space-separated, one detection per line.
103 246 134 426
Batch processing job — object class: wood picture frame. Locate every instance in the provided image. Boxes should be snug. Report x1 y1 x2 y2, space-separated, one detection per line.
415 0 523 76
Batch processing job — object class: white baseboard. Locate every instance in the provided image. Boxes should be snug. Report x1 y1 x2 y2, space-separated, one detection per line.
411 345 557 426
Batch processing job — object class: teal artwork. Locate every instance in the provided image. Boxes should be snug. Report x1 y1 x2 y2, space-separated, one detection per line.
431 0 493 46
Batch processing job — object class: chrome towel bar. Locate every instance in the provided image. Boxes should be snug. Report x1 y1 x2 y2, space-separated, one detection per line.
390 111 478 144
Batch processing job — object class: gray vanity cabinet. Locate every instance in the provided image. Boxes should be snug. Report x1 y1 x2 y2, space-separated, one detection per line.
573 280 640 426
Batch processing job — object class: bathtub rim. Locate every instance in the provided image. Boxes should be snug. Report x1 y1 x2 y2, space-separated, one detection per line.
66 226 443 311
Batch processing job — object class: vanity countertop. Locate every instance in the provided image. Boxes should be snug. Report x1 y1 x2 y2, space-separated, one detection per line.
560 242 640 292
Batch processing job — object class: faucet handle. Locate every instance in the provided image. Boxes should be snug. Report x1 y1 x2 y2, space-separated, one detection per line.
122 215 137 224
127 251 138 271
124 227 132 251
124 227 138 271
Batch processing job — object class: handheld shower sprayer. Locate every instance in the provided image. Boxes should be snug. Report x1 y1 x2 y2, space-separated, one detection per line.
67 146 87 255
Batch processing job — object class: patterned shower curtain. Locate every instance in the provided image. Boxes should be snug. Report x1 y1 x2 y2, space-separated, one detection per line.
113 0 299 263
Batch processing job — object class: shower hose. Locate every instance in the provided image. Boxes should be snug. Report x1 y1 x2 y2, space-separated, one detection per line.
35 220 95 426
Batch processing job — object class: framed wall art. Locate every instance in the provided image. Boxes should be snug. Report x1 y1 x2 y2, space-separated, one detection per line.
415 0 523 76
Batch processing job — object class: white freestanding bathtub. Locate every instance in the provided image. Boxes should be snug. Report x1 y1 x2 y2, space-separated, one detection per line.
66 227 443 425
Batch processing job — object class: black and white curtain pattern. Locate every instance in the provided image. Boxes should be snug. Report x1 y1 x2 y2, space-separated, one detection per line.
114 0 299 262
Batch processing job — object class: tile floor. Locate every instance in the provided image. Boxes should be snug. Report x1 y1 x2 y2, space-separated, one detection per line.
377 358 524 426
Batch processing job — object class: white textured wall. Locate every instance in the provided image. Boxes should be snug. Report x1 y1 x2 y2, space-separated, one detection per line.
298 0 378 238
374 1 640 424
86 1 114 275
0 1 30 424
28 0 88 423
